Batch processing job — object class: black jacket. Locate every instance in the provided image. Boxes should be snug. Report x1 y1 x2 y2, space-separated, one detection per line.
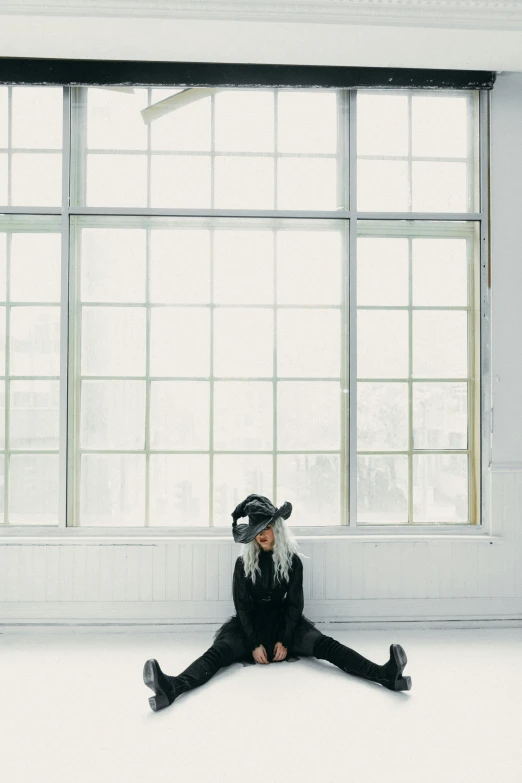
213 549 316 663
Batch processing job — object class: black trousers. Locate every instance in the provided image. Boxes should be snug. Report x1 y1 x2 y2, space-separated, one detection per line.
170 628 385 697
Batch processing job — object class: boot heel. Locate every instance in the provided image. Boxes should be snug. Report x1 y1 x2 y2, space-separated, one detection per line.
149 692 170 711
143 659 157 690
395 676 412 691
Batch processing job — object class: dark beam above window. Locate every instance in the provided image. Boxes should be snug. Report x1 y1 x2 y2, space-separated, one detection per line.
0 57 496 90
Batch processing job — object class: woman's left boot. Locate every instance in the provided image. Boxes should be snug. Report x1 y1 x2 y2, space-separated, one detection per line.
313 636 412 691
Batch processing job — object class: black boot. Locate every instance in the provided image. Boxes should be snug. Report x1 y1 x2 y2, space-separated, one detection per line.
143 659 186 711
143 644 232 712
378 644 412 691
313 636 412 692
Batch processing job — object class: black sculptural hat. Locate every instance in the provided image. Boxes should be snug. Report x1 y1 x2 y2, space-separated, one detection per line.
231 494 292 544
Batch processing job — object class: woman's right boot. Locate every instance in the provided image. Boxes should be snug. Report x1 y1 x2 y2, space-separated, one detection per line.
143 643 233 711
143 659 187 711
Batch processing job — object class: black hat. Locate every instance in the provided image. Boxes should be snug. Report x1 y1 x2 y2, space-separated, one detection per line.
231 494 292 544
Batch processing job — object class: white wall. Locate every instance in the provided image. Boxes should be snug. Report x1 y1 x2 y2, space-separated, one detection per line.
1 61 522 627
1 477 521 627
0 12 521 70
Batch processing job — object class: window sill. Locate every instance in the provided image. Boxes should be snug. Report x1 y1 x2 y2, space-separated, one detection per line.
0 525 501 543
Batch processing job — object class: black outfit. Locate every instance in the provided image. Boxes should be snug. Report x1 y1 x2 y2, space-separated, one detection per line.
146 550 406 709
212 549 318 664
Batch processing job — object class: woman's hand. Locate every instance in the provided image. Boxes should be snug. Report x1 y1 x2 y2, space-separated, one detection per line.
273 642 287 662
253 644 269 664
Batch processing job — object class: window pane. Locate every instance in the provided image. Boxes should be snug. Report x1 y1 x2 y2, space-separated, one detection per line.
0 234 5 300
10 306 60 376
80 453 145 526
214 230 274 305
357 310 409 379
150 229 211 304
87 87 148 150
358 382 408 451
412 95 468 158
277 91 337 154
10 233 61 303
277 454 340 525
357 454 408 524
150 307 210 377
0 381 4 449
413 311 467 378
12 87 63 149
213 453 273 526
12 153 62 206
150 381 209 450
413 453 468 523
81 228 146 303
214 308 273 377
151 155 211 209
412 161 468 212
277 230 342 306
81 307 146 376
357 237 408 306
412 238 468 306
0 455 4 522
277 158 337 211
214 381 272 451
10 380 59 450
357 159 409 212
149 454 209 526
80 380 146 450
278 309 340 378
413 382 468 450
9 453 59 525
357 93 408 157
150 88 211 152
0 86 7 148
214 157 274 209
0 154 7 205
278 382 340 450
215 90 274 152
86 154 147 207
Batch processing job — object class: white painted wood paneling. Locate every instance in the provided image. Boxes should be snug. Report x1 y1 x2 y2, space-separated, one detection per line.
151 545 166 602
45 547 60 602
165 543 180 602
205 543 220 602
138 546 153 603
85 546 100 602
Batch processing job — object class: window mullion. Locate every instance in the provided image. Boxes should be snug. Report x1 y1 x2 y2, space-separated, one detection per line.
348 89 357 528
59 86 71 528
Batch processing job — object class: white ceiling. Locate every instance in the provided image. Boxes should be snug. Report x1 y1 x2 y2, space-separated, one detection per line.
0 0 521 70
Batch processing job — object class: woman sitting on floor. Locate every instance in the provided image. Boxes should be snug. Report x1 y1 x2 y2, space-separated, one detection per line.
143 493 412 711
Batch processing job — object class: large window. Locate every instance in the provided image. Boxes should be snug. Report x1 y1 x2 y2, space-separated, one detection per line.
0 82 487 528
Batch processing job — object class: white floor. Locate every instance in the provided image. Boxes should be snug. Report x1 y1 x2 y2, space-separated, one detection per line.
2 627 522 783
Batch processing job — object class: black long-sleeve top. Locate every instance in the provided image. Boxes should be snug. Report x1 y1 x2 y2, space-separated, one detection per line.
232 550 305 651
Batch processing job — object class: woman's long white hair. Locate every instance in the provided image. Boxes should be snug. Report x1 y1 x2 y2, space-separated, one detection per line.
241 516 310 586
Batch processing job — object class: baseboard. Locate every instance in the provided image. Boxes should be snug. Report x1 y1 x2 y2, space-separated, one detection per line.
2 619 522 634
2 597 522 631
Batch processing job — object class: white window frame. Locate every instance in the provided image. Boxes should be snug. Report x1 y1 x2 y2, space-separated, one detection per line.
0 83 493 541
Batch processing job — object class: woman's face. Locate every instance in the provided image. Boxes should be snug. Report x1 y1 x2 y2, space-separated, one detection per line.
255 521 274 551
